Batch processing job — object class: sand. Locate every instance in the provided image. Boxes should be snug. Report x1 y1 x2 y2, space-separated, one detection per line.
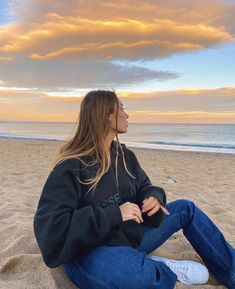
0 137 234 289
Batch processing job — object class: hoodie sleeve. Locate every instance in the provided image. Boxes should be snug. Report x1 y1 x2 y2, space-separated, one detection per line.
125 148 167 227
136 165 166 207
33 160 123 268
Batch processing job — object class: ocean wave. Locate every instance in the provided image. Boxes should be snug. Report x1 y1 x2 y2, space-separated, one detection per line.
1 132 235 154
0 132 63 141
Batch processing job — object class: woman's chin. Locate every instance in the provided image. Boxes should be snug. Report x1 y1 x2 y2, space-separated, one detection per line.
117 128 128 134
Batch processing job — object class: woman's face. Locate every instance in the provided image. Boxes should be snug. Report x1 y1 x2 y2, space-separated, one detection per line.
109 99 129 134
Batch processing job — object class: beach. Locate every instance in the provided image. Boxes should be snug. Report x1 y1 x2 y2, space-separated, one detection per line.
0 137 234 289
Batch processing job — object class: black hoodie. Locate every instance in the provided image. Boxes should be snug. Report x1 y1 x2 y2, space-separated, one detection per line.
33 141 166 268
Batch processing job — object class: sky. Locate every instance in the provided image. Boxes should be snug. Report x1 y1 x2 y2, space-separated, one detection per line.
0 0 235 123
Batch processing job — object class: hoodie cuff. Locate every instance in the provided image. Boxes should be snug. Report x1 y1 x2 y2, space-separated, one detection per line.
143 186 166 206
104 204 123 227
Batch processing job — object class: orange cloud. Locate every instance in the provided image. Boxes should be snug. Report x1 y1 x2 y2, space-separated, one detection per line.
0 89 81 122
0 56 13 62
120 87 235 99
0 87 235 123
129 110 235 124
0 1 234 106
42 96 82 103
0 10 233 61
0 17 231 61
0 0 234 91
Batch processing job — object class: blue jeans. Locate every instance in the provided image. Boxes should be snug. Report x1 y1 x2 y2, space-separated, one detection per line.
64 200 235 289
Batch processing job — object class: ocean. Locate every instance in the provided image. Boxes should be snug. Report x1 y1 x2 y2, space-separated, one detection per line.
0 121 235 154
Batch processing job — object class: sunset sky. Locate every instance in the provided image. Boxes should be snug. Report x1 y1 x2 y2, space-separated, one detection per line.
0 0 235 123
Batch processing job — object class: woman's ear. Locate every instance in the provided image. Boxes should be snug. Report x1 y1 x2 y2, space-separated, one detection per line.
108 115 113 127
108 112 116 130
108 112 114 121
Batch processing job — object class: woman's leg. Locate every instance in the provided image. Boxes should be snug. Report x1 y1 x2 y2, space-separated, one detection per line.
64 245 177 289
138 199 235 289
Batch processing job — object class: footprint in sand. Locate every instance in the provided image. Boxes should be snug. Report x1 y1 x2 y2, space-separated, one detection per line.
0 254 40 274
0 255 22 273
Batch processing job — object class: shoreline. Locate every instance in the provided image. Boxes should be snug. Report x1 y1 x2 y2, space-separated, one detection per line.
1 136 235 155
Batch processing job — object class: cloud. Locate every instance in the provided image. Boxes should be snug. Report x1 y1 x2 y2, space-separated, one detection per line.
0 88 81 121
119 87 235 124
0 14 232 61
120 87 235 112
1 1 234 61
0 87 234 123
128 110 235 124
0 56 13 62
0 59 179 89
7 0 235 30
0 0 234 91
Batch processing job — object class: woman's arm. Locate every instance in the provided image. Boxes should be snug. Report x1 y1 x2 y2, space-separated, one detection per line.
136 166 166 206
33 160 123 268
126 148 167 227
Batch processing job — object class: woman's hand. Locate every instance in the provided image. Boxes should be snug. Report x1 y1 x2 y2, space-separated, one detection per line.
141 196 170 216
119 202 144 224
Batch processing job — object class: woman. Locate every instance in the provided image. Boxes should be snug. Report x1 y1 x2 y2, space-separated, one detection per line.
34 90 235 289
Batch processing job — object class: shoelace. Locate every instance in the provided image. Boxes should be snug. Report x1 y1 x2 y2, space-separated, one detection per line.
169 263 190 281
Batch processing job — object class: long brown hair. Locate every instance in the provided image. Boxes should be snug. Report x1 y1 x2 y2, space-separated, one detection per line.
50 90 135 193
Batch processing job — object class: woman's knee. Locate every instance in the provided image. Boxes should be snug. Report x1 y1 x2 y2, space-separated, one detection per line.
168 199 196 213
167 199 197 227
175 199 195 207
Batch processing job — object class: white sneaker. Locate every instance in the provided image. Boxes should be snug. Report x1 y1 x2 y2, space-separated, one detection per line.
150 256 209 285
